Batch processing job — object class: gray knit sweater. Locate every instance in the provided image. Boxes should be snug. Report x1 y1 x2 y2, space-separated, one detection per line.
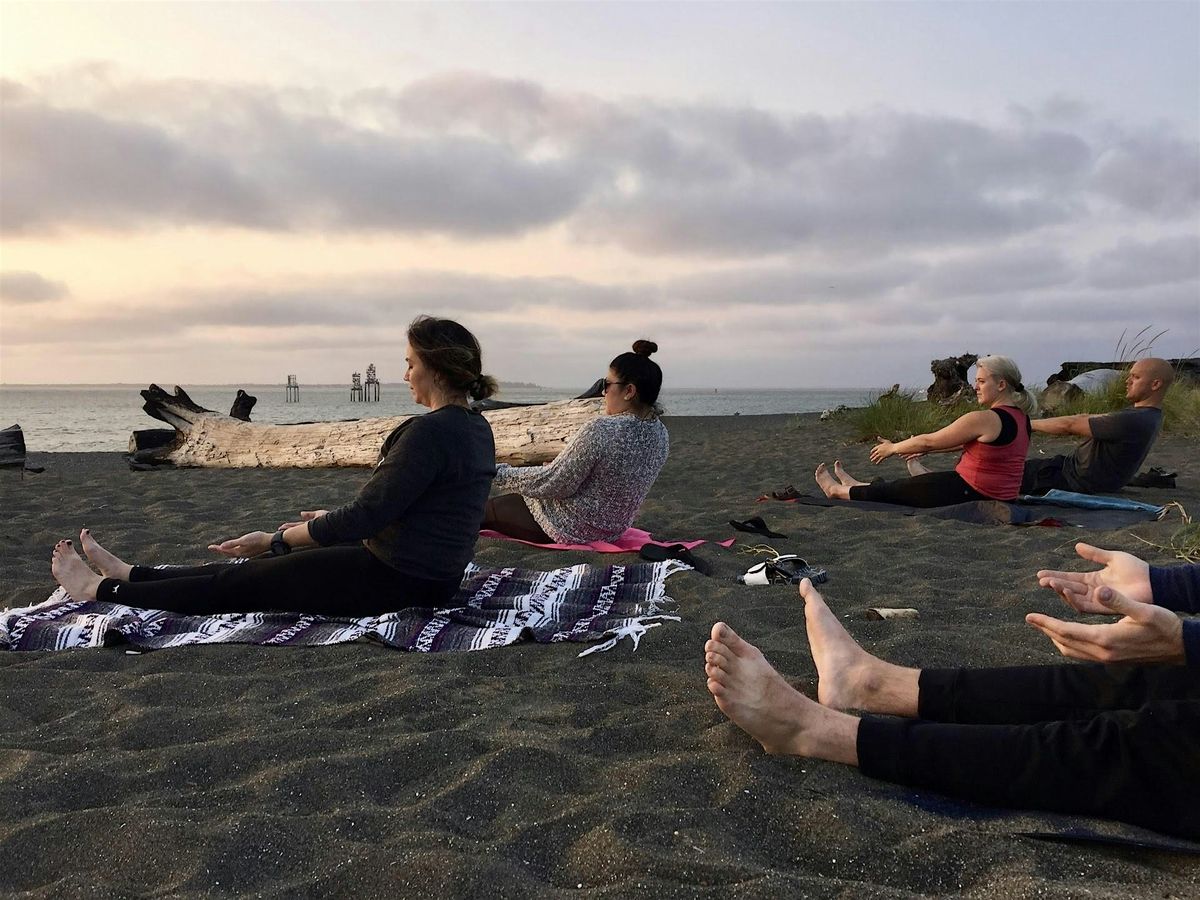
493 414 669 543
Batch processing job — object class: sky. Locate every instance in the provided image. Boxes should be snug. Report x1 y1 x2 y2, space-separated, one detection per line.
1 1 1198 389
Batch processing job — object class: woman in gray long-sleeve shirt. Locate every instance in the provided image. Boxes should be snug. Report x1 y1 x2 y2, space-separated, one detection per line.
483 341 669 544
51 317 498 617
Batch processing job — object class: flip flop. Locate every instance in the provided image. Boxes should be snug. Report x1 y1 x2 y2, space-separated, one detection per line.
728 516 788 539
639 542 712 576
771 485 803 501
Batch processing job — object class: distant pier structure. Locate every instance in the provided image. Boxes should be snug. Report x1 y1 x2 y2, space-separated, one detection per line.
350 372 364 402
364 363 380 401
285 375 300 403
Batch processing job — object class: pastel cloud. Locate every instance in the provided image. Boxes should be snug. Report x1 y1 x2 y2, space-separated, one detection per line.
3 71 1196 261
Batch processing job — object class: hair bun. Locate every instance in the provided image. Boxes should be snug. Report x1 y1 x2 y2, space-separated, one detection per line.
632 339 658 357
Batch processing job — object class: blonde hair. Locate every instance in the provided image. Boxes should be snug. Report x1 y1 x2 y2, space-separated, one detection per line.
976 355 1038 416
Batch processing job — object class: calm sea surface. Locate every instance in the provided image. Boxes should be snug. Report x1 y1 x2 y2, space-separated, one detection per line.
0 385 878 453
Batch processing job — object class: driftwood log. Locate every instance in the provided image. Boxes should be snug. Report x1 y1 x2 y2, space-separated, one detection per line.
927 354 977 404
131 385 604 468
1047 358 1200 385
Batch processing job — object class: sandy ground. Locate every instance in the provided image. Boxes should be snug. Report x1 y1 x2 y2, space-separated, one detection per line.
1 413 1197 897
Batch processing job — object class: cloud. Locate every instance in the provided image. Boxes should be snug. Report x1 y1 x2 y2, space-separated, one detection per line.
0 270 70 303
919 246 1075 298
1085 235 1200 290
4 70 1196 259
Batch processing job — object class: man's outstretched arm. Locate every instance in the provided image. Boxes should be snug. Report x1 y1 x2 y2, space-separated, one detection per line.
1030 414 1093 437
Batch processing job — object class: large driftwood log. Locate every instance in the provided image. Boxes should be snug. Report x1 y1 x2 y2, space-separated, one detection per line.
131 385 604 468
927 354 977 404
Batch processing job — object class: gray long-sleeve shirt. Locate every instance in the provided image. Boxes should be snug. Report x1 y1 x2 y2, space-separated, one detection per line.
308 405 496 581
493 413 669 543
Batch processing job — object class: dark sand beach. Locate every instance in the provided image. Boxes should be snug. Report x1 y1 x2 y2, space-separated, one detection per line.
1 413 1197 897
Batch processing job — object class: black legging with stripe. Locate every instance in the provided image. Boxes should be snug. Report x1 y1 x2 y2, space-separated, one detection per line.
97 545 458 618
856 663 1200 838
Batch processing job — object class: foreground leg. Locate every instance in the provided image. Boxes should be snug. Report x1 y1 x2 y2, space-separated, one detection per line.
815 463 852 500
79 528 133 581
705 622 860 765
51 540 103 601
800 579 920 717
857 699 1200 838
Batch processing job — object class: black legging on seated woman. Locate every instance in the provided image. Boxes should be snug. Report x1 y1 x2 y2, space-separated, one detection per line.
858 663 1200 838
848 470 988 508
96 546 459 618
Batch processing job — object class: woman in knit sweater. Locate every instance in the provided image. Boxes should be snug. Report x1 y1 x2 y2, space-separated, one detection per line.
483 341 669 544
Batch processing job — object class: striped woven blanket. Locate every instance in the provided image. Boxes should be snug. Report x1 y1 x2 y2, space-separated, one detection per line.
0 561 687 655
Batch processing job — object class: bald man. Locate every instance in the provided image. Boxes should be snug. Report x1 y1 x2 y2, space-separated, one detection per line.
1022 358 1175 495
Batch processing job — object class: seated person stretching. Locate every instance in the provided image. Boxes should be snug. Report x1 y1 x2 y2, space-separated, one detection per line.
816 355 1036 507
704 544 1199 838
1022 357 1175 495
482 341 669 544
50 316 498 617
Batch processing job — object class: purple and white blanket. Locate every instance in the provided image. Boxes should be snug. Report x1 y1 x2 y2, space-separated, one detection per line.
0 561 688 656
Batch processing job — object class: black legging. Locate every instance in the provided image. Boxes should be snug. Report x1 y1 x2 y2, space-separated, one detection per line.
848 470 990 508
481 493 553 543
96 545 459 617
857 664 1200 837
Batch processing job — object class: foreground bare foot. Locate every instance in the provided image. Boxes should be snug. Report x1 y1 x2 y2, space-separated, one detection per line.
705 622 860 765
905 458 931 476
832 460 868 487
815 463 850 500
800 579 920 717
51 540 103 601
79 529 132 580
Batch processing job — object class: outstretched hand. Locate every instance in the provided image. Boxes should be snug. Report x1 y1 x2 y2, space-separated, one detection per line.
869 437 895 465
1037 542 1153 612
208 531 272 558
277 510 329 531
1026 586 1185 665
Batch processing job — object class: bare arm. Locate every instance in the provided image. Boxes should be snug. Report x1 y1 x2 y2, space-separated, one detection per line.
1031 414 1093 438
871 410 998 464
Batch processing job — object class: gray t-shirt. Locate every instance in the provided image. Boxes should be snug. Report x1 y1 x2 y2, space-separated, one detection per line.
308 405 496 581
1061 406 1163 493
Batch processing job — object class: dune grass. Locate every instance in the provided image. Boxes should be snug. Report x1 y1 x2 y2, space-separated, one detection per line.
839 390 977 442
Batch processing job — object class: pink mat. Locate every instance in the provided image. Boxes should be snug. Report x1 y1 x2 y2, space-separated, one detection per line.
479 526 735 553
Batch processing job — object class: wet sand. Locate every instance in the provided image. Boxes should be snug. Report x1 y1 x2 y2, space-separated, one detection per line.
1 414 1197 897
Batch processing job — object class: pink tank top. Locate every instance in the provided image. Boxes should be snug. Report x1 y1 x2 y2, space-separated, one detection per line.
955 406 1030 500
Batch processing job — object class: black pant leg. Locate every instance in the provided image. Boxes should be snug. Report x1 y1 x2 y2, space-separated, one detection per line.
857 699 1200 838
848 471 986 508
1020 456 1069 495
919 664 1200 723
99 546 456 617
482 493 553 543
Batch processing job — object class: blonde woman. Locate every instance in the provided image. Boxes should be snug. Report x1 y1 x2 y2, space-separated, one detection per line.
816 356 1036 507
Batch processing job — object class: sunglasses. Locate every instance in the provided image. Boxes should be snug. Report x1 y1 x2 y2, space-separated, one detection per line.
601 380 628 392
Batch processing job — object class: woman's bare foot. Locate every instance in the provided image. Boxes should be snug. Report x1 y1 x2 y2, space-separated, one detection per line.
51 540 103 601
905 458 931 476
79 528 132 581
832 460 868 487
800 579 920 717
815 463 850 500
705 622 860 765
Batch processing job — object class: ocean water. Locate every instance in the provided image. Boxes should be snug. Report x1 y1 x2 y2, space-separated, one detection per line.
0 384 877 453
